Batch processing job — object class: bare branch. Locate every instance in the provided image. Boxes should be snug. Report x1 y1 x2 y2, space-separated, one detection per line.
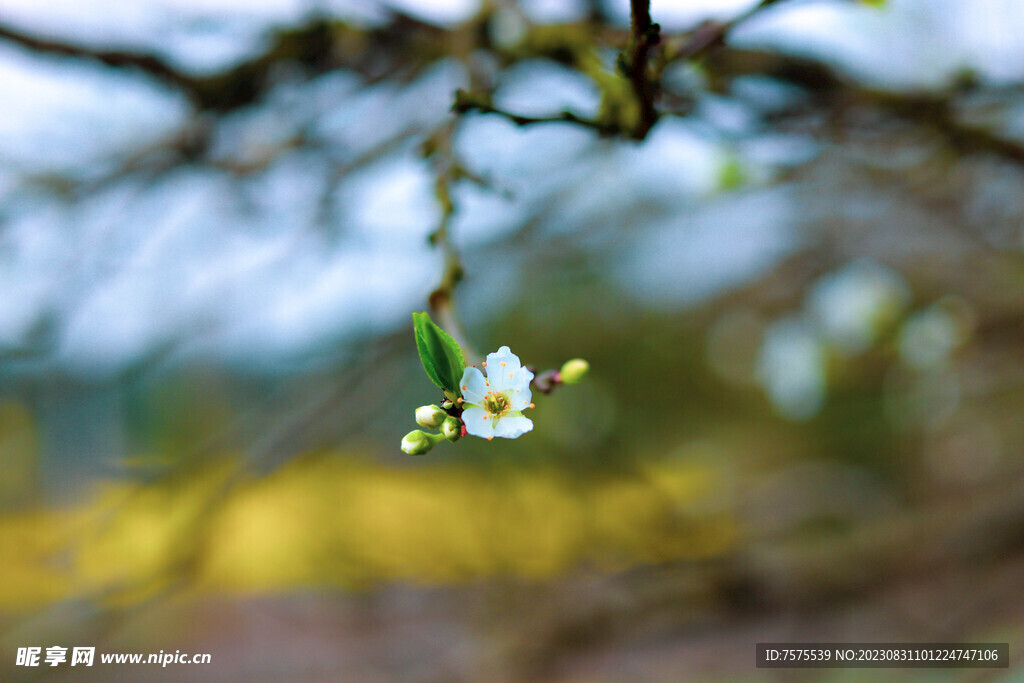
623 0 660 139
0 21 195 89
0 15 447 112
451 93 620 136
697 47 1024 168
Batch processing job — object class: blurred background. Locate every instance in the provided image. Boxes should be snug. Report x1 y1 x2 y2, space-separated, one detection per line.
1 0 1023 679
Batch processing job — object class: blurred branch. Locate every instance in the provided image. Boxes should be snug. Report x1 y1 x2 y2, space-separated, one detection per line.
622 0 660 139
451 91 619 136
664 0 790 63
422 123 480 365
717 48 1024 167
0 14 446 111
879 92 1024 165
314 126 421 231
6 0 1019 167
0 21 196 90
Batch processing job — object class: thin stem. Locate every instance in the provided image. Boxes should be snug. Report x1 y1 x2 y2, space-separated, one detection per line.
451 98 620 137
423 123 481 365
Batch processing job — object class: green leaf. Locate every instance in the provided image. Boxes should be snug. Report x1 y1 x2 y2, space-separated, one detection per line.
412 312 466 394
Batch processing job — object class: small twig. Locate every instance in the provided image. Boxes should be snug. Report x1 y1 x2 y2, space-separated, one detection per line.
422 122 481 365
451 95 620 137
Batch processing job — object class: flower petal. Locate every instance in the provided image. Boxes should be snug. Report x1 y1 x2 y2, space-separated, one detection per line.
459 366 488 405
486 346 522 373
511 365 534 389
492 413 533 439
461 406 494 439
485 346 522 391
508 383 532 412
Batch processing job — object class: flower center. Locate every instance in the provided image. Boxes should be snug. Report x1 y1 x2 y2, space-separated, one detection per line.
483 391 511 417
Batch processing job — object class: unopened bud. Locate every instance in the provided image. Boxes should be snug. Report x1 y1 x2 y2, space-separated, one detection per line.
441 399 454 410
559 358 589 384
415 404 447 428
441 416 462 442
401 430 440 456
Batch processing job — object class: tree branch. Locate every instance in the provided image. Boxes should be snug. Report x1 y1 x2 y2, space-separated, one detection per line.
451 93 620 136
623 0 660 139
0 21 195 91
0 14 447 112
697 47 1024 168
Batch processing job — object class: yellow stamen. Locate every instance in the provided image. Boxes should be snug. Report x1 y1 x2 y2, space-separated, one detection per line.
509 372 514 378
487 436 493 441
529 403 535 409
482 362 487 367
500 361 506 367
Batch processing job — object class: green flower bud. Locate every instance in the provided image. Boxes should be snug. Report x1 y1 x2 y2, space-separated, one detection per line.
415 404 447 428
441 399 454 410
559 358 589 384
441 416 462 442
401 430 442 456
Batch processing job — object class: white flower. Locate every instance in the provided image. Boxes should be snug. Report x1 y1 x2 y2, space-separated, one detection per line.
459 346 535 440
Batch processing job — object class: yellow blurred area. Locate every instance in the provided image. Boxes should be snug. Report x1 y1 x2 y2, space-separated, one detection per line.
0 512 75 610
0 455 738 611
